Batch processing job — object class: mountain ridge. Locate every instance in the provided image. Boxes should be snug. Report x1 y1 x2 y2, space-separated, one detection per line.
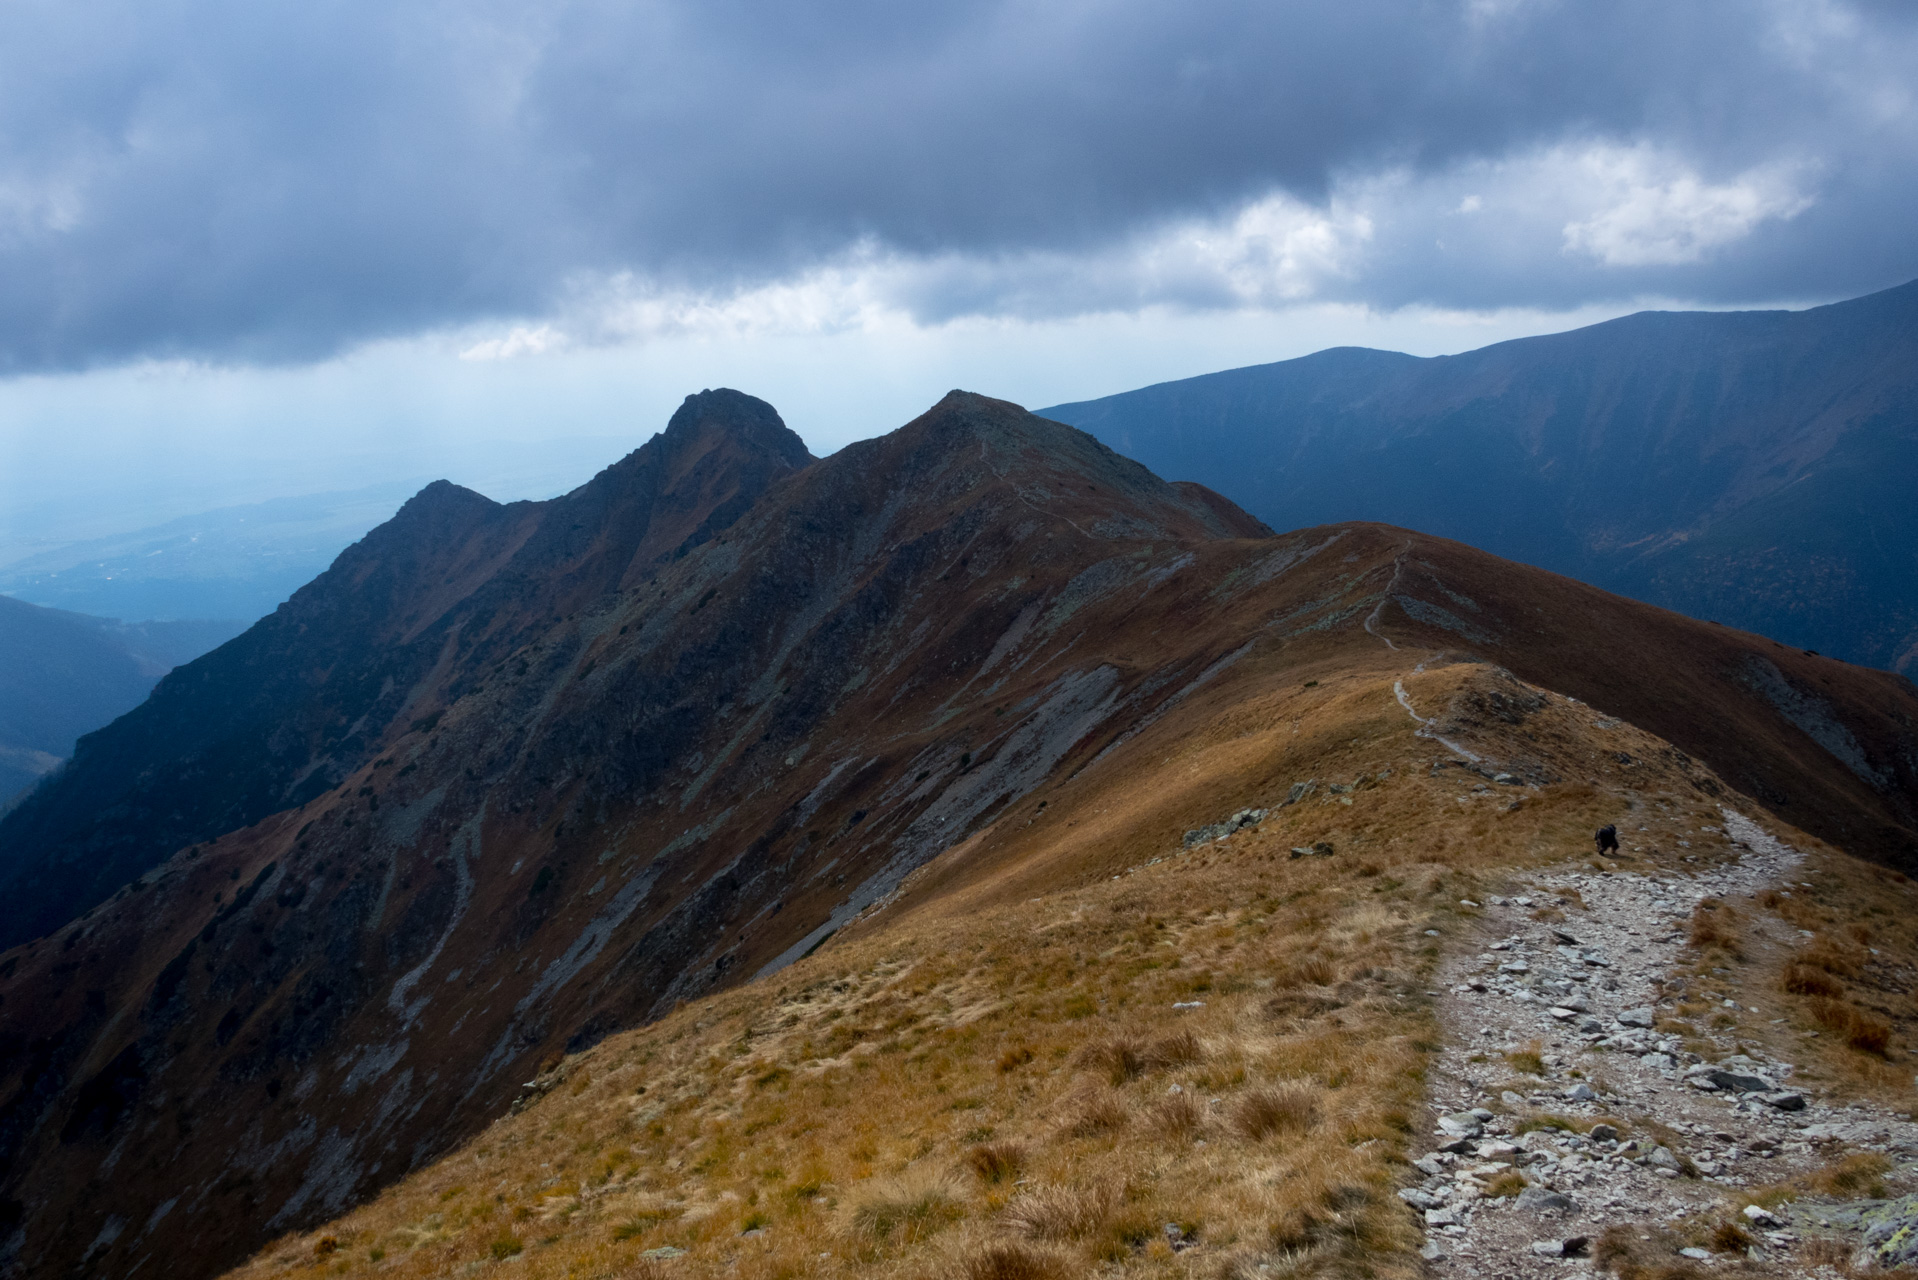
0 389 816 951
1041 278 1918 671
0 389 1913 1280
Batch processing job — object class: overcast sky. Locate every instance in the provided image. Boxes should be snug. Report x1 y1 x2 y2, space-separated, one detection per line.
3 0 1916 543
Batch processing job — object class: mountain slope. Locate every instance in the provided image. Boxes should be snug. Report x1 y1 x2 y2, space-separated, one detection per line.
0 389 815 952
0 391 1914 1280
0 597 244 808
1040 278 1918 672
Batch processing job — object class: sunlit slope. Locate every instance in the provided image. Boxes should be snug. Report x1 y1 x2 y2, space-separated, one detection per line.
221 659 1903 1280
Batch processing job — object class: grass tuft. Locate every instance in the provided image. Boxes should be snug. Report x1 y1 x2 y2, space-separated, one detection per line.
1781 961 1844 998
1066 1091 1129 1137
1147 1092 1204 1142
1809 1151 1892 1198
1807 997 1892 1055
1709 1221 1753 1253
966 1141 1026 1185
848 1172 964 1247
1002 1184 1118 1242
1233 1080 1321 1141
962 1240 1069 1280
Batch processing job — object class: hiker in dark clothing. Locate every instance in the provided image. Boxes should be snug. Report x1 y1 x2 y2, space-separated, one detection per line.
1595 824 1620 856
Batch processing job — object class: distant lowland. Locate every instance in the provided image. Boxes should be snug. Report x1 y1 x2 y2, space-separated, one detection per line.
1043 278 1918 674
0 597 245 806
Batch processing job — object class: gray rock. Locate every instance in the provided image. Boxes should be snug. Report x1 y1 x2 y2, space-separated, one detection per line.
1617 1006 1656 1028
1419 1240 1446 1262
1436 1137 1475 1154
1414 1154 1450 1176
1501 1090 1525 1107
1515 1187 1575 1213
1588 1123 1619 1142
1529 1241 1566 1257
1761 1091 1806 1111
1468 1107 1495 1122
1562 1083 1597 1102
1438 1113 1484 1137
1647 1145 1682 1171
1424 1207 1459 1227
1708 1069 1773 1093
1679 1247 1711 1260
1743 1205 1781 1228
1642 1052 1676 1070
1399 1188 1440 1210
1184 807 1269 847
1859 1195 1918 1270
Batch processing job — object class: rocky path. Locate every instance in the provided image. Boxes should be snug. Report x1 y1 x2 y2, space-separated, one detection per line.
1412 809 1918 1275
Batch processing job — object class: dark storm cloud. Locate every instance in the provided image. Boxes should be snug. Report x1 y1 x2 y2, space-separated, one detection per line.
0 0 1913 371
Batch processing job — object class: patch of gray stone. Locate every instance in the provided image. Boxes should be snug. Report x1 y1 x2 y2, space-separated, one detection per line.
1181 806 1268 848
1415 807 1918 1273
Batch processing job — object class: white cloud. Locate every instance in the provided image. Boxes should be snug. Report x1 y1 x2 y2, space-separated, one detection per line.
458 324 568 362
1561 145 1816 267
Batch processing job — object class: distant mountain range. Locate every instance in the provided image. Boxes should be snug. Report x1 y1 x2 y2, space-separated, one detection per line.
0 597 244 807
1042 278 1918 674
2 389 1914 1280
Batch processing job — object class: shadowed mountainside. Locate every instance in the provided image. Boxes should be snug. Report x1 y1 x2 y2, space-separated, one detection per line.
0 390 1914 1280
1042 278 1918 673
0 597 244 808
0 390 815 952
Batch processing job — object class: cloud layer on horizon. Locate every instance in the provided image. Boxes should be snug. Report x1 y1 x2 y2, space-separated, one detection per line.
2 0 1915 373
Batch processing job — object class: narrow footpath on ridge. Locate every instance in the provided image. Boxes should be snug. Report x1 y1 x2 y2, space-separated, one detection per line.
1370 565 1918 1276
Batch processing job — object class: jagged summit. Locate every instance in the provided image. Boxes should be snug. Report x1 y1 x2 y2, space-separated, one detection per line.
662 387 811 458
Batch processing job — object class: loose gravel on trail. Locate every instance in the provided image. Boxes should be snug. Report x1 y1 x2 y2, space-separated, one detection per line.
1413 808 1918 1276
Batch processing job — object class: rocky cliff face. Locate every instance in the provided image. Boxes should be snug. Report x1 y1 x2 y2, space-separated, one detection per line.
0 388 1913 1280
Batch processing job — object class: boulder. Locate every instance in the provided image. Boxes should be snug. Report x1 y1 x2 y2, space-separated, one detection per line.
1562 1083 1597 1103
1707 1069 1773 1093
1515 1187 1575 1213
1761 1091 1806 1112
1617 1007 1656 1028
1438 1112 1484 1137
1399 1188 1440 1210
1529 1237 1589 1257
1858 1195 1918 1270
1646 1146 1682 1172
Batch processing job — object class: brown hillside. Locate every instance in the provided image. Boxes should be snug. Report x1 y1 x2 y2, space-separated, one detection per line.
0 392 1913 1280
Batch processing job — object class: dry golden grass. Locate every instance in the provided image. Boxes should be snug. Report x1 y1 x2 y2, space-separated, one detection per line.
964 1142 1025 1186
217 663 1794 1280
959 1240 1069 1280
1232 1081 1321 1141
